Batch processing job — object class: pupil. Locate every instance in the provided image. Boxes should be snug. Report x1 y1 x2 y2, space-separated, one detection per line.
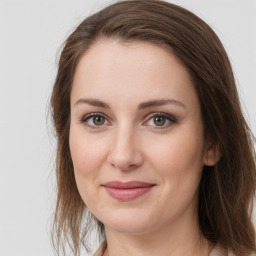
154 116 165 126
93 116 104 125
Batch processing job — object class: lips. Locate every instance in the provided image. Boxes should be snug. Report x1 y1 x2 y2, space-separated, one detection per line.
102 181 155 200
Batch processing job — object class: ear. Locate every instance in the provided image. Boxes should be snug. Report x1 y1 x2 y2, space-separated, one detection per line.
203 142 221 166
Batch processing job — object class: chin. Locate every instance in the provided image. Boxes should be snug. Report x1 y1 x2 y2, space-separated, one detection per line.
100 209 157 235
106 221 152 235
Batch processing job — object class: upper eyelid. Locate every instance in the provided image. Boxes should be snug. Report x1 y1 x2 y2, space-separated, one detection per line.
145 112 176 121
142 113 177 129
81 112 108 119
81 111 175 121
80 112 110 129
80 112 176 128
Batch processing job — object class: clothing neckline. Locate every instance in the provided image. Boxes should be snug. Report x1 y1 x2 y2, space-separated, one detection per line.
93 241 225 256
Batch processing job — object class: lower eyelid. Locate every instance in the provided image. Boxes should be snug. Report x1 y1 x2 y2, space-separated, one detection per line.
79 112 176 129
147 119 174 128
81 113 106 122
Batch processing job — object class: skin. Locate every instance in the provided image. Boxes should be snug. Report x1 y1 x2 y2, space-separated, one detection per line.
69 39 218 256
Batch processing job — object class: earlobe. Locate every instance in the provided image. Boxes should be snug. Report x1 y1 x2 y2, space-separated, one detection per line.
203 143 221 166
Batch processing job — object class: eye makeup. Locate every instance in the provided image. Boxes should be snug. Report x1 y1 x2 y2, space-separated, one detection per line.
79 111 177 130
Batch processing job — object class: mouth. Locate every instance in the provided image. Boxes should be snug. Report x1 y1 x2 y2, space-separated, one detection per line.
102 181 156 201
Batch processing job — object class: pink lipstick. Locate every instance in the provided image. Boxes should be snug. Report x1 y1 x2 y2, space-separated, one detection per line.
103 181 155 200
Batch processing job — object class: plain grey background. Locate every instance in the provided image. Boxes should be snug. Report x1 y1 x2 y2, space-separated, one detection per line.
0 0 255 255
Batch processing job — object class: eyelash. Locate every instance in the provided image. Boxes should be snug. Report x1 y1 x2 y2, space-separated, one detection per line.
80 113 110 129
144 112 177 130
80 112 177 130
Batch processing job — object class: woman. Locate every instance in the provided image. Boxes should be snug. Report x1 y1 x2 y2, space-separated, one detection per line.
50 1 256 255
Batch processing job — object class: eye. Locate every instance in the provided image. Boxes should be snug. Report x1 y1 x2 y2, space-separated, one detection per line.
143 113 176 129
80 113 110 129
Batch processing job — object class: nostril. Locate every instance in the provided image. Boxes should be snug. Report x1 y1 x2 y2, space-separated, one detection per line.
107 129 144 170
107 148 144 171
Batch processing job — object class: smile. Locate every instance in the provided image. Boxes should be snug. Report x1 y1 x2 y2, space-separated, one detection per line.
102 181 156 201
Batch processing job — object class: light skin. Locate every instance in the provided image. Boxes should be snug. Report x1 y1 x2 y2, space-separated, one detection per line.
69 39 219 256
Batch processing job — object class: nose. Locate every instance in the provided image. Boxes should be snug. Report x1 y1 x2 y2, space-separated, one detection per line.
107 125 144 171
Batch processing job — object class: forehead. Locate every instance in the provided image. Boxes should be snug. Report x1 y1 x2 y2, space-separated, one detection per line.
71 39 198 111
74 39 186 80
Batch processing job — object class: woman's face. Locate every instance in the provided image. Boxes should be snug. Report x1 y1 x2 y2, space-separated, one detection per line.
69 39 215 235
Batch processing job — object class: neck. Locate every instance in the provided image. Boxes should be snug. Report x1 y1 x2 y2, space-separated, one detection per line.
103 213 213 256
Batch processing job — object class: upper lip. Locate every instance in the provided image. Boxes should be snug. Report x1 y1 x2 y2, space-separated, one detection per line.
103 181 155 189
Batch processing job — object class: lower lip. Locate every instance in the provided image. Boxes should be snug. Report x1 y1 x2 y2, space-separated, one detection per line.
104 186 154 200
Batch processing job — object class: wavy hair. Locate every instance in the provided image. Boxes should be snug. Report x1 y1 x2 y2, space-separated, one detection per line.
50 1 256 255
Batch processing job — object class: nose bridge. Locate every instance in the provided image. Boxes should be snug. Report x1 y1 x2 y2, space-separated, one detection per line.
107 122 143 170
117 121 134 147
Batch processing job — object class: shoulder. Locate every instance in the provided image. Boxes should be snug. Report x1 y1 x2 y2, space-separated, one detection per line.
93 241 107 256
92 243 256 256
209 244 227 256
210 244 256 256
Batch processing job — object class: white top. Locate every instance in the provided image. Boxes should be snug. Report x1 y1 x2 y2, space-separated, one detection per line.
209 244 227 256
93 242 254 256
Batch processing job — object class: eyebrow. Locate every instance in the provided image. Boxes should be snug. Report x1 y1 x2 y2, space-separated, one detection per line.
138 98 186 109
74 98 186 110
74 98 111 108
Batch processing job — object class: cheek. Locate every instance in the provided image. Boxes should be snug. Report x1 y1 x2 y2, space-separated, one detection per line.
150 136 203 168
143 130 205 218
145 127 205 187
69 129 108 176
69 128 109 207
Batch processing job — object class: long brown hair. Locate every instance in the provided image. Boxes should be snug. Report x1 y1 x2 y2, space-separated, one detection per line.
50 1 256 255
